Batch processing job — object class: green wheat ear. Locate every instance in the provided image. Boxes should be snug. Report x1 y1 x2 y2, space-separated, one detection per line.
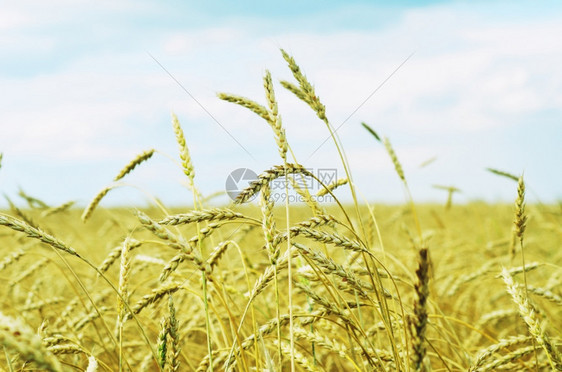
362 122 381 142
486 167 519 182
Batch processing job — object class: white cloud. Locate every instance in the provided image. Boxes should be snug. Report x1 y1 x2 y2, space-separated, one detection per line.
1 1 560 205
0 10 33 30
163 28 244 55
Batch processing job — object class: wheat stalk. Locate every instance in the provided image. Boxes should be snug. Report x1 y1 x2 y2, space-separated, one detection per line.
501 268 562 369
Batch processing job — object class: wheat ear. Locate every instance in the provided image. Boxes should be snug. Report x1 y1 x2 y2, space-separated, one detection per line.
486 167 519 182
280 49 327 122
263 69 288 160
501 268 562 369
235 163 314 204
82 185 116 222
0 311 63 372
0 214 81 258
207 241 231 270
411 245 430 372
17 188 50 209
469 335 530 371
159 208 247 225
512 175 527 257
113 148 155 181
274 340 318 372
117 238 134 321
384 137 406 183
316 178 348 197
123 281 183 322
137 211 190 252
171 113 195 188
478 345 536 371
167 295 181 372
217 93 270 121
97 239 142 275
260 183 279 263
5 195 39 228
41 200 76 217
157 317 169 369
362 122 382 142
0 249 25 271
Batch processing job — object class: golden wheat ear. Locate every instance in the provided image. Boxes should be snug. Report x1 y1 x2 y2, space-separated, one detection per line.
82 185 117 222
171 113 195 183
113 149 155 181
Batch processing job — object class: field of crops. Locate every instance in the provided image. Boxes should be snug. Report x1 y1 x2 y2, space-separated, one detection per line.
1 50 561 371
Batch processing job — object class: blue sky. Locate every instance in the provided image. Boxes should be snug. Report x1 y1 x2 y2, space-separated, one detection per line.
0 0 561 208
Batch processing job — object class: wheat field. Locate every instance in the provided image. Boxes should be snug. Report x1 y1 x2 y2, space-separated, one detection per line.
1 50 561 372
